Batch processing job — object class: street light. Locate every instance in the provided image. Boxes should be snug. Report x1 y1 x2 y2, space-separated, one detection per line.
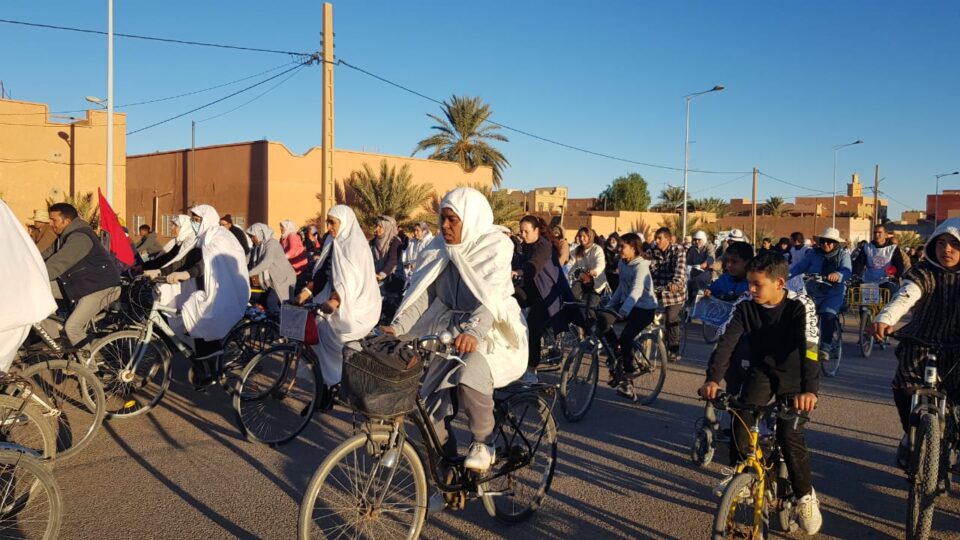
831 140 863 228
681 84 724 240
85 96 107 108
935 171 960 223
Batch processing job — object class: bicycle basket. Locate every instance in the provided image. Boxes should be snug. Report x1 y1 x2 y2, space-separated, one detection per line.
122 279 156 324
340 336 423 418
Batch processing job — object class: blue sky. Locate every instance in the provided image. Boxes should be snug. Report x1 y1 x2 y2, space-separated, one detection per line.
2 1 958 217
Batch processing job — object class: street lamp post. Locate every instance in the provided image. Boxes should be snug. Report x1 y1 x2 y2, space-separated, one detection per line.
935 171 960 223
681 85 724 240
831 140 863 228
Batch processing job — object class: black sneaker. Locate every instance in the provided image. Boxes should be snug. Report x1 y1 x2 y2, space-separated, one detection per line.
616 380 636 400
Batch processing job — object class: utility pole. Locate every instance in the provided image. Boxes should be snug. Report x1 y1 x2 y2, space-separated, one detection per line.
873 164 880 225
191 121 197 207
320 2 335 216
751 167 758 245
106 0 114 205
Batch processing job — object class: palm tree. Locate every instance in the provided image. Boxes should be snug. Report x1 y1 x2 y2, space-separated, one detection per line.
691 197 730 217
893 231 923 249
659 214 701 238
46 190 99 229
424 184 523 231
332 160 434 231
413 95 510 187
653 185 687 212
764 196 786 217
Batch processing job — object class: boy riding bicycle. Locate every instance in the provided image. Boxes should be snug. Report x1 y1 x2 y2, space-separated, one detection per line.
699 253 823 535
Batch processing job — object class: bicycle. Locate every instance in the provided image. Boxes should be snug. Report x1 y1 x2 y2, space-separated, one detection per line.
11 323 106 460
846 277 893 358
707 392 802 539
799 274 846 377
219 303 281 395
893 334 960 540
0 446 63 539
298 331 558 539
233 303 323 446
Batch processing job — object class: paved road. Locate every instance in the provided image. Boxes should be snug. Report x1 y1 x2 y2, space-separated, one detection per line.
54 320 960 539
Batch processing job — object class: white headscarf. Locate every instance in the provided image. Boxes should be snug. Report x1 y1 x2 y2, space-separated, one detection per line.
314 205 381 341
0 200 56 332
162 214 197 268
403 222 434 268
180 204 251 340
393 187 527 387
280 220 298 240
246 223 274 266
372 215 399 271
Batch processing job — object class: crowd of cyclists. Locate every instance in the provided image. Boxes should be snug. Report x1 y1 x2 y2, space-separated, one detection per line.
3 185 960 538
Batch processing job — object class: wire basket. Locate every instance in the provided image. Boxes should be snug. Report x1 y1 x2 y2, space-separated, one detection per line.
121 279 157 324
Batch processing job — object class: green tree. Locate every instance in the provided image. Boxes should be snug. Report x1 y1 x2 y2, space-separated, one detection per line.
763 196 787 217
893 231 923 249
595 173 651 211
332 160 434 231
652 185 687 212
691 197 729 217
659 214 701 238
413 95 509 187
46 190 99 230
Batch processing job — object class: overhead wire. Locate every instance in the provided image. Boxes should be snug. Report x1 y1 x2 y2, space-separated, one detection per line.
196 63 309 123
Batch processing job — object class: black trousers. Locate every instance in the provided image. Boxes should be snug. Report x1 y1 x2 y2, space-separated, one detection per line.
527 301 548 369
598 308 655 373
731 369 813 498
663 304 683 354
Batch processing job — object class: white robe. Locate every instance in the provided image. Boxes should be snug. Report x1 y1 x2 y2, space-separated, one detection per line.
181 205 250 341
0 200 56 370
310 205 381 386
393 187 527 388
158 214 198 310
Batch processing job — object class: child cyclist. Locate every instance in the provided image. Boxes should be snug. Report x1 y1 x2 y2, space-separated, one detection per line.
873 218 960 469
705 241 753 302
699 252 823 535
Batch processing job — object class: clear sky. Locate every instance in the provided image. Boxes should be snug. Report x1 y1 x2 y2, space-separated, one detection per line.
2 1 958 218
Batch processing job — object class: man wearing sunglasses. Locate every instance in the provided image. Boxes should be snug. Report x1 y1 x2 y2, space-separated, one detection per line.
789 227 853 360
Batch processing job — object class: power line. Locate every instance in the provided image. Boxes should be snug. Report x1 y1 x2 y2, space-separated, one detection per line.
694 173 752 194
879 190 913 210
758 171 824 193
197 63 308 123
127 59 315 136
0 18 312 56
336 58 750 175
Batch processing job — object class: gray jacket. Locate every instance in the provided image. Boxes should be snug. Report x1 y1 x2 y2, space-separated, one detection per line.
248 238 297 302
607 256 657 315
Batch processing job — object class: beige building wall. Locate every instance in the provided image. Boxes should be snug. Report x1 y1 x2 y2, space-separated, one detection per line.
899 211 926 224
559 210 716 242
0 99 126 223
500 186 569 213
714 215 873 244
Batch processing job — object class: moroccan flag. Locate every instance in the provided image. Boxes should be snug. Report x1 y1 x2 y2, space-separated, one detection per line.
97 188 135 266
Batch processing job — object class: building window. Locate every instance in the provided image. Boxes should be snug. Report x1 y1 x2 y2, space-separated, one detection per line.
233 216 246 229
161 214 177 237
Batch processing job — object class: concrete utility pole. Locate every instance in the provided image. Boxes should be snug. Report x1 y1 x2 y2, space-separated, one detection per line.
873 165 880 225
106 0 115 205
751 167 758 245
320 2 335 216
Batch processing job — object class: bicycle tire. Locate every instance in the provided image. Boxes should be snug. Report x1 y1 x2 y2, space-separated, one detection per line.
559 342 599 422
481 393 558 523
0 449 63 539
691 428 715 467
17 360 106 461
234 344 322 447
712 472 768 540
220 319 280 395
84 330 171 419
859 310 874 358
0 395 57 461
632 335 668 405
907 412 941 540
298 431 427 540
821 318 842 378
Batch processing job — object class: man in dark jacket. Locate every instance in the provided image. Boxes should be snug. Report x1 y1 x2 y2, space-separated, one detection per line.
42 203 122 346
135 224 165 259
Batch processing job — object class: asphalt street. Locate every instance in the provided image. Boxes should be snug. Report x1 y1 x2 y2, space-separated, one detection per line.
53 319 960 539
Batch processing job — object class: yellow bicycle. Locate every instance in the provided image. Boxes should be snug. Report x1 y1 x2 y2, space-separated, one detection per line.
708 392 801 539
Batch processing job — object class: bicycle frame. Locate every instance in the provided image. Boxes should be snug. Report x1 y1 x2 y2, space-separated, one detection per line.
728 410 771 538
123 300 192 375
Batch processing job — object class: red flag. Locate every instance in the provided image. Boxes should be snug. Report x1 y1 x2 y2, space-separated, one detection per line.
97 188 135 266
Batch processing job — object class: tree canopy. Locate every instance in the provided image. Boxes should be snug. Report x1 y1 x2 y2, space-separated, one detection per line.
595 173 651 212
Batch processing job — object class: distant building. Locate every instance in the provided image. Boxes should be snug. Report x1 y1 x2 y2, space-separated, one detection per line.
793 173 887 220
927 189 960 223
898 210 927 225
501 186 569 214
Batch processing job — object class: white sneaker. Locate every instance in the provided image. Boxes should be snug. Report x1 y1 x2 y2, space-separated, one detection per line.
796 488 823 535
520 370 539 384
464 441 496 472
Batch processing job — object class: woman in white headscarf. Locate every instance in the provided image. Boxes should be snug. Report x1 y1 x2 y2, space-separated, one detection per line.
371 215 403 281
402 222 434 276
160 205 250 386
385 187 527 472
144 215 198 309
0 200 57 372
296 205 380 393
246 223 296 313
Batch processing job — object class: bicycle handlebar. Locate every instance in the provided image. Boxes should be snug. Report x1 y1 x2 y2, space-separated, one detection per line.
561 301 620 318
890 332 960 351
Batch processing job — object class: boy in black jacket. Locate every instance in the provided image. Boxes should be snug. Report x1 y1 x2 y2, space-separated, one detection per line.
698 253 823 535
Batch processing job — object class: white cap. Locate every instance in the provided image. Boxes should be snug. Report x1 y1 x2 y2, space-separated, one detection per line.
728 229 745 241
815 227 845 244
693 230 707 241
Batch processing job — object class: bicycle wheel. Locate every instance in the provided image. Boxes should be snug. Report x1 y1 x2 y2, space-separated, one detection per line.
821 319 842 378
0 396 56 461
858 310 874 358
481 393 558 523
711 472 768 540
632 335 668 405
234 344 321 446
907 412 941 540
17 360 106 461
690 423 715 467
559 342 599 422
84 330 171 419
0 449 63 539
220 320 280 395
298 431 427 540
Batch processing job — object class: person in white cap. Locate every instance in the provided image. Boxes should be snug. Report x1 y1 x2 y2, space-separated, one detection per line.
686 230 715 302
789 227 852 358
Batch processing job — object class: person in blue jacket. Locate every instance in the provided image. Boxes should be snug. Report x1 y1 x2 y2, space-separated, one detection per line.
789 227 852 357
